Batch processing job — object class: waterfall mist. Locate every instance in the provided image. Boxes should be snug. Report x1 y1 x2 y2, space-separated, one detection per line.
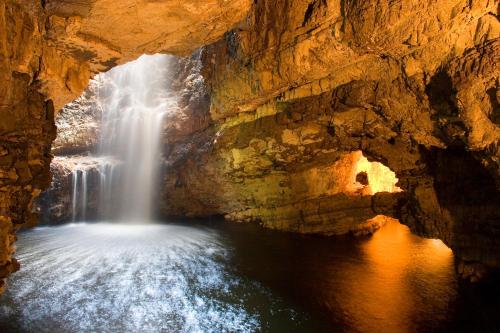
70 54 177 222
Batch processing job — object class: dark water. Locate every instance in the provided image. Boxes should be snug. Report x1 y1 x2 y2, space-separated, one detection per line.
0 220 499 333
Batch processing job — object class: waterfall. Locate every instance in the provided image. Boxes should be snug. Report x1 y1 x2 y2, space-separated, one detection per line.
96 54 175 222
81 170 88 221
70 167 88 221
71 169 79 222
67 54 175 222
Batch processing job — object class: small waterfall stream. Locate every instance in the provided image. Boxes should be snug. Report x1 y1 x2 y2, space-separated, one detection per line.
70 167 89 222
69 54 177 222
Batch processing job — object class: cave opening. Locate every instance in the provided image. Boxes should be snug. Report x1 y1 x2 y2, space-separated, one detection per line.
0 46 472 331
351 150 402 195
38 54 182 224
2 54 475 331
337 150 406 236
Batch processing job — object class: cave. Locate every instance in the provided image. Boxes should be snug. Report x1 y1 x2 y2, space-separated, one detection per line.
1 0 499 332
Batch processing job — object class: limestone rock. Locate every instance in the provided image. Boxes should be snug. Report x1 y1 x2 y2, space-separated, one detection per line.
162 0 500 280
42 0 252 110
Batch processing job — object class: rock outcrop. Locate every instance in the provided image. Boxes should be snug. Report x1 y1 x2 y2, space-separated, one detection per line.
52 79 101 156
160 0 500 281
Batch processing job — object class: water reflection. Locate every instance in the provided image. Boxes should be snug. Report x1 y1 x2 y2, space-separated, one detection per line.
339 221 455 332
215 220 499 332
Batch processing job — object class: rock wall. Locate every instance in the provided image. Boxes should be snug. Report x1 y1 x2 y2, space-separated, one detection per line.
160 0 500 281
2 0 499 288
0 0 56 292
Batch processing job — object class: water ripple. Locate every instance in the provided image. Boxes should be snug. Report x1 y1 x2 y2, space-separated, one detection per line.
0 223 272 333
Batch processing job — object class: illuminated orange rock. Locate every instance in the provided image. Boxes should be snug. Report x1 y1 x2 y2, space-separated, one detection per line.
41 0 252 110
162 0 499 281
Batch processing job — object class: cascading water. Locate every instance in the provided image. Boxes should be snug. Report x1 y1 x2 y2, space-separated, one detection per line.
97 54 175 221
71 168 79 221
69 54 176 222
70 166 91 222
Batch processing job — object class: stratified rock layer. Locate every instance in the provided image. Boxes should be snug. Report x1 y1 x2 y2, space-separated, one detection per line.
160 0 500 281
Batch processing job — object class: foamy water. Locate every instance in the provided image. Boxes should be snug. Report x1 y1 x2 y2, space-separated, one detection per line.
1 221 499 332
0 223 301 333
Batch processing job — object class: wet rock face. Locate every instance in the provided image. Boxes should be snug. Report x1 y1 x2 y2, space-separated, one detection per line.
35 156 104 224
52 79 102 156
161 0 500 280
162 52 211 145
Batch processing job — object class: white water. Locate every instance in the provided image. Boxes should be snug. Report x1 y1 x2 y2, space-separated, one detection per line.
71 168 78 221
0 224 264 333
70 54 177 221
70 167 89 222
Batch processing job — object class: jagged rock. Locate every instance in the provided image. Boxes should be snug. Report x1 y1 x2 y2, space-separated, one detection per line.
52 79 101 155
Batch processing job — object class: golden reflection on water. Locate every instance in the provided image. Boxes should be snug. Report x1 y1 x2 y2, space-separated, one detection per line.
328 221 455 333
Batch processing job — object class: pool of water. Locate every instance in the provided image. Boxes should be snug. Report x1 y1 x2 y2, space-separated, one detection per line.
0 220 499 332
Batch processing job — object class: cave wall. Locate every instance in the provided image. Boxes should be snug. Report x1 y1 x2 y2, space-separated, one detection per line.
161 81 404 234
161 0 500 281
0 0 56 292
1 0 499 288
